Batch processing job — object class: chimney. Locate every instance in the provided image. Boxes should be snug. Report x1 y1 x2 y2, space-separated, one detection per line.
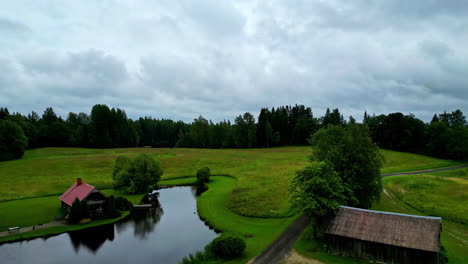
77 178 82 185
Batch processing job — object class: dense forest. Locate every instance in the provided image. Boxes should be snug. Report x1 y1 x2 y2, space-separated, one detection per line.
0 104 466 161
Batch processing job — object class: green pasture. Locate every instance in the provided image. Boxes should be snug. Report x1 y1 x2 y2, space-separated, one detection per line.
380 149 460 173
383 175 467 224
0 147 461 218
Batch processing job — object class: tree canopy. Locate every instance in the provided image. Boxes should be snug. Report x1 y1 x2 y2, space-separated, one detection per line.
112 153 163 193
0 120 28 161
290 162 352 219
311 124 384 208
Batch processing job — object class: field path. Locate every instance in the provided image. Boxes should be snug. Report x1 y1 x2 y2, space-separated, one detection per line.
381 164 468 177
248 164 468 264
0 220 66 238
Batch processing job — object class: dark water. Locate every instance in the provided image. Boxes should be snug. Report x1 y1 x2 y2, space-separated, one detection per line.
0 187 218 264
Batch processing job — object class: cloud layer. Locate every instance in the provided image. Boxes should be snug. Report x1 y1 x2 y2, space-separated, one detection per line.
1 0 467 122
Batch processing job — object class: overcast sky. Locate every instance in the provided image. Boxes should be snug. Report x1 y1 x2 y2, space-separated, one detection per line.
1 0 467 122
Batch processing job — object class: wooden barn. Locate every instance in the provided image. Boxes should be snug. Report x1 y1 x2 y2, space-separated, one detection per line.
59 178 107 216
322 206 441 264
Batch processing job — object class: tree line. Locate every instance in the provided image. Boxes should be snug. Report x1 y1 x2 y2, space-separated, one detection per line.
0 104 466 161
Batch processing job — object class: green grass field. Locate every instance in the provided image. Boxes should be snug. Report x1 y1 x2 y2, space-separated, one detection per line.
0 147 465 263
0 147 461 218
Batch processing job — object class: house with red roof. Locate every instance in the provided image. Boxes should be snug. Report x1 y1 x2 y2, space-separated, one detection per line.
59 178 107 215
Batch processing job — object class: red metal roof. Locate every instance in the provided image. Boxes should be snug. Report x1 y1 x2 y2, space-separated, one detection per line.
59 182 96 206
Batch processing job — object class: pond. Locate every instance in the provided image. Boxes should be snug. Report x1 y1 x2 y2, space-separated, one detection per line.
0 186 218 264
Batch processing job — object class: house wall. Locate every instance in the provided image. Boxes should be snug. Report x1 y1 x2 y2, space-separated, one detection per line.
324 234 439 264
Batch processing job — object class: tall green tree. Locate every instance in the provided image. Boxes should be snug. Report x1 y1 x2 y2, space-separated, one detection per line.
311 124 384 208
0 120 28 161
290 161 352 219
89 104 112 147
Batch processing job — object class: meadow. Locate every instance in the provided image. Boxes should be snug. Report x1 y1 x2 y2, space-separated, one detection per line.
0 147 465 263
0 147 460 218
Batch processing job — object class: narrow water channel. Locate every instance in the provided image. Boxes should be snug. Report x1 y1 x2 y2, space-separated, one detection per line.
0 186 218 264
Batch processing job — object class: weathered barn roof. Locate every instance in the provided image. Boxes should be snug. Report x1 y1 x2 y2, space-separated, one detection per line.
59 178 103 206
322 206 441 252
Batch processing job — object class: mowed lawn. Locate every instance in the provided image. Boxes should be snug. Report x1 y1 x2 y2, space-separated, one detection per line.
0 147 462 218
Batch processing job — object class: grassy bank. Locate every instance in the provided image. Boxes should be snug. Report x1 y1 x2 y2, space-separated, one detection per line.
0 211 130 244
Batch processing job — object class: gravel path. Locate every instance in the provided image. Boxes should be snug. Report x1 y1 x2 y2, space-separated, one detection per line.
0 220 66 238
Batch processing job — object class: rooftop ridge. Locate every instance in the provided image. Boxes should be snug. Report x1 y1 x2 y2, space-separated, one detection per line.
339 206 442 220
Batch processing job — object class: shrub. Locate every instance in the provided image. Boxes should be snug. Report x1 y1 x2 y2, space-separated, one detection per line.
115 196 133 211
179 243 220 264
211 233 246 259
68 198 82 224
196 167 211 185
439 245 448 264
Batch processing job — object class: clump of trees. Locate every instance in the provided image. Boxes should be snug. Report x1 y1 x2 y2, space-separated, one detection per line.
311 124 384 208
0 120 28 161
365 110 467 160
112 153 163 193
291 124 384 230
196 167 211 185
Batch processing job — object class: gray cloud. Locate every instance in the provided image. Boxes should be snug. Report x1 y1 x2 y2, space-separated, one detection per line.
0 17 31 33
0 0 466 122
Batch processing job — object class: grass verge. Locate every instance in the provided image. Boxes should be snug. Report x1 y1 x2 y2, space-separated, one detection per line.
0 211 130 244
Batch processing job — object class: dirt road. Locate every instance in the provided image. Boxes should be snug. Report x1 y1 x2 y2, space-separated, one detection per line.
247 215 310 264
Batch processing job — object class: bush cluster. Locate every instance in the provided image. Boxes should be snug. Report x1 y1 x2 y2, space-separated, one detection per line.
211 233 246 259
179 233 246 264
196 167 211 185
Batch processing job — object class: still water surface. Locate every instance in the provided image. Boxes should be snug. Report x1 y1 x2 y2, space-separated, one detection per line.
0 187 218 264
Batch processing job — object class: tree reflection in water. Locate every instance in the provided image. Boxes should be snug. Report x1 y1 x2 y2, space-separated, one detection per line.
68 224 115 254
131 204 163 239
